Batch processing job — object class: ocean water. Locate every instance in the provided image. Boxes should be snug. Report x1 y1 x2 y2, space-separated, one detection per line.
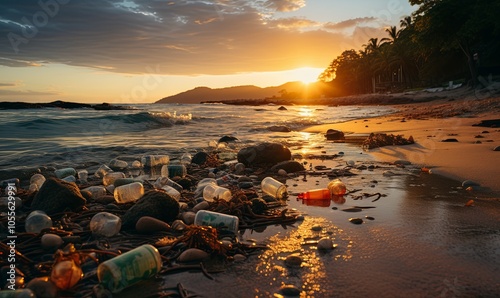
0 103 394 169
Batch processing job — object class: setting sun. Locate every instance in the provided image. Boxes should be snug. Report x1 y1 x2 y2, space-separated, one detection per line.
290 67 323 84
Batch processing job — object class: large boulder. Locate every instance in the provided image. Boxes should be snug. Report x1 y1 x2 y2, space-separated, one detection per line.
31 178 86 215
237 142 291 167
121 190 180 229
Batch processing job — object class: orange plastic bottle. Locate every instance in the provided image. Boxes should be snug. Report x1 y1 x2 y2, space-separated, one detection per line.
297 188 331 200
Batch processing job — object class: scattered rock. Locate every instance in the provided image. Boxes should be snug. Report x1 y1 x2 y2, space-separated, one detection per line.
270 160 305 173
136 216 170 233
311 224 322 231
349 218 364 224
284 254 303 268
441 138 459 142
325 129 345 141
218 136 239 143
26 276 58 298
462 180 480 188
365 216 375 220
31 178 86 215
279 284 301 296
341 207 363 212
177 248 209 263
121 190 180 229
237 142 291 167
278 106 287 110
41 234 64 250
317 238 336 250
191 152 210 165
494 146 500 151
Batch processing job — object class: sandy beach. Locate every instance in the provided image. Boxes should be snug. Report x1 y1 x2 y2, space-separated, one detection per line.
303 90 500 194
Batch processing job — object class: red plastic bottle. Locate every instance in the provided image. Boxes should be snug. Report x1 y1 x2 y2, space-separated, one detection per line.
297 188 331 200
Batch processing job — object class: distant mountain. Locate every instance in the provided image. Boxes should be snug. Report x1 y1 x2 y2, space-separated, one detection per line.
155 81 309 104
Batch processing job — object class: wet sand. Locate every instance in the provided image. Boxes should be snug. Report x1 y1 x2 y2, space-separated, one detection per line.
126 157 500 297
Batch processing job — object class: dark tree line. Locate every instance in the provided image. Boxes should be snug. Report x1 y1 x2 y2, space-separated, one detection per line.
318 0 500 96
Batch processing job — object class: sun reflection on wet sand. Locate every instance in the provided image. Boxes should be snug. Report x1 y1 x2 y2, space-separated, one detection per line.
255 217 352 297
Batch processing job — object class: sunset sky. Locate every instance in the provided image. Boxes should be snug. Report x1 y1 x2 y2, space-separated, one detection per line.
0 0 416 103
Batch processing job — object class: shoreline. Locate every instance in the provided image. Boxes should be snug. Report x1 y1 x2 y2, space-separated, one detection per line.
302 94 500 194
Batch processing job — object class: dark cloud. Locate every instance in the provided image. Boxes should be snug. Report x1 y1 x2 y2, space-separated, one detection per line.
0 0 381 75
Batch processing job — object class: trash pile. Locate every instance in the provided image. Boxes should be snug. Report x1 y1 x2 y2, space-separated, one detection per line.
0 141 311 297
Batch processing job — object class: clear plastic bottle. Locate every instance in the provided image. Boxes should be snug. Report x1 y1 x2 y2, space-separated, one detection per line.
261 177 287 199
77 170 88 183
203 184 231 202
141 155 170 167
94 164 113 178
90 212 122 237
166 164 187 178
103 172 126 186
25 210 52 233
327 179 347 196
82 186 107 199
153 177 183 192
194 210 239 234
161 185 181 201
113 182 144 203
297 188 331 200
97 244 162 293
180 153 192 165
29 174 45 191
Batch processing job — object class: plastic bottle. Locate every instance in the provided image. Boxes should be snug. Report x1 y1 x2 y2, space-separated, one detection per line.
113 178 143 187
25 210 52 233
141 155 170 167
327 179 347 196
77 170 88 183
166 164 187 178
103 172 126 186
97 244 162 293
54 167 76 179
82 186 107 199
114 182 144 203
161 185 181 201
95 164 113 178
180 153 192 165
90 212 122 237
194 210 239 234
261 177 287 199
203 184 231 202
29 174 46 189
108 158 128 170
153 177 183 192
297 188 331 200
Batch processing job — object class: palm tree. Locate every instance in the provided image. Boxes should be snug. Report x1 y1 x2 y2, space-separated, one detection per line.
363 37 387 54
400 16 412 29
384 26 400 44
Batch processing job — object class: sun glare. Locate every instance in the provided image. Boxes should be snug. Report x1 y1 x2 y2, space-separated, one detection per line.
292 67 322 84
